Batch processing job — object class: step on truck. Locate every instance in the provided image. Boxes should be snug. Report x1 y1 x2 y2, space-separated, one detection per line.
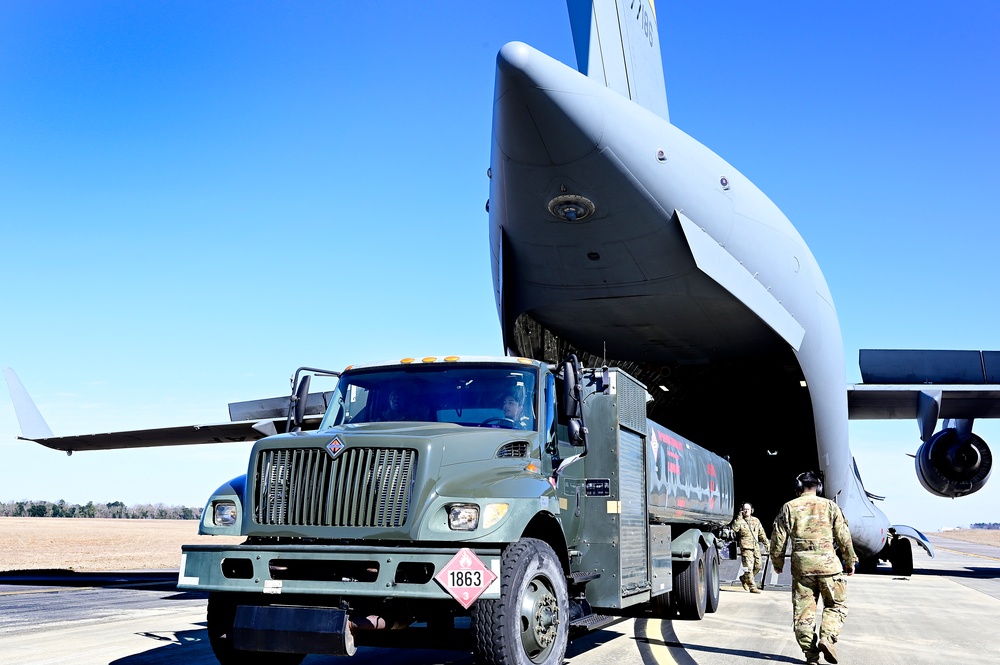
180 355 734 665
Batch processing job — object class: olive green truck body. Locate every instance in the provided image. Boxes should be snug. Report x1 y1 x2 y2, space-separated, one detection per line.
180 356 734 664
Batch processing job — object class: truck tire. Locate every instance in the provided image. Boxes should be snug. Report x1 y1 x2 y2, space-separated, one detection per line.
704 546 720 614
471 538 569 665
649 590 671 618
207 593 305 665
674 546 706 620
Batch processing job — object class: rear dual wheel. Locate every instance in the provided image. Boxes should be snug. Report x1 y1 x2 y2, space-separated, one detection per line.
704 546 720 613
674 546 707 619
652 542 719 619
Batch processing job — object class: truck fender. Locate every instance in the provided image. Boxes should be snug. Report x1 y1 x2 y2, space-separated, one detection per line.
670 528 713 562
523 511 570 574
198 474 247 536
210 474 247 501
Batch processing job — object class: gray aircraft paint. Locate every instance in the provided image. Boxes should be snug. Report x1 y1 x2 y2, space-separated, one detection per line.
489 8 887 556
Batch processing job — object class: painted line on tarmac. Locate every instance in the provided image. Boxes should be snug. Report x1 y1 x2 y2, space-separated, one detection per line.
0 586 96 596
634 618 697 665
936 546 1000 563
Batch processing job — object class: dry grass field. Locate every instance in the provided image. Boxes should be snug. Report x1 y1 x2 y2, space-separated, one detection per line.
934 528 1000 547
1 518 998 572
0 517 243 572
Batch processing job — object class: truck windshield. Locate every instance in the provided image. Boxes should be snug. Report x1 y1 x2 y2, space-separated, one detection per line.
319 364 538 430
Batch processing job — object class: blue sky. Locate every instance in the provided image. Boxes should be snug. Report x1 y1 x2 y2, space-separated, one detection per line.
1 2 998 532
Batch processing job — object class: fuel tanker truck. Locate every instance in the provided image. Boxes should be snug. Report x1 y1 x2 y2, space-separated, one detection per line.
179 355 734 665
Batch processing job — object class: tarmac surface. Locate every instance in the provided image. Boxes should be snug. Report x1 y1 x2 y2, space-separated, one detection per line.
0 534 997 664
663 533 1000 664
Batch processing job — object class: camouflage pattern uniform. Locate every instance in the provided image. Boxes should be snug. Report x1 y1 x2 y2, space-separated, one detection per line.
730 513 769 590
770 494 857 662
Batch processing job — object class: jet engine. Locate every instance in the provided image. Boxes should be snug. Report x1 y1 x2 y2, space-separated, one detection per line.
915 428 992 498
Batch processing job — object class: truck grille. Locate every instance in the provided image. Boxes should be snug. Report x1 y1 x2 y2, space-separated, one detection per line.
253 447 416 528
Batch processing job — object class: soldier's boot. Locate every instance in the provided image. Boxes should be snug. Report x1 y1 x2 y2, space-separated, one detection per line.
804 653 820 665
748 584 762 594
818 639 838 664
740 574 752 591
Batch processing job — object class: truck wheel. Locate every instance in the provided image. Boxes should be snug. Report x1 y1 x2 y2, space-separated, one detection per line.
207 593 305 665
674 547 706 620
704 546 720 613
471 538 569 665
890 538 913 576
649 591 671 618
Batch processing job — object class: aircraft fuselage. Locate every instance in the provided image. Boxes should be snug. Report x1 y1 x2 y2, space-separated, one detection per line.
489 42 888 556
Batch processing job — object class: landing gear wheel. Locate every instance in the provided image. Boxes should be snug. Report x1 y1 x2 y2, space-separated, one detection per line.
856 556 878 574
471 538 569 665
674 546 707 619
480 417 516 428
207 593 305 665
890 538 913 576
704 546 721 613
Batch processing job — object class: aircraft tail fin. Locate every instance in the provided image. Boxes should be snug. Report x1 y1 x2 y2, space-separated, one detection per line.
3 367 55 440
566 0 669 121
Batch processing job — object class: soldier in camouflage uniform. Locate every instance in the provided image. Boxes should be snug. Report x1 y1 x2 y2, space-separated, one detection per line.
730 502 769 593
770 471 856 665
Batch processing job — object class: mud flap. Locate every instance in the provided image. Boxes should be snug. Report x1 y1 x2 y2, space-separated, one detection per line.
234 605 357 656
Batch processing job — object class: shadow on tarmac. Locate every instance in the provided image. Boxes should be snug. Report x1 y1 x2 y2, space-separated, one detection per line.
0 569 200 595
914 566 1000 579
634 617 801 664
109 626 213 665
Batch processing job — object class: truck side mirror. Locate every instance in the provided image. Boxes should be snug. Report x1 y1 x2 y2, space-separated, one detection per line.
552 354 590 480
557 354 587 449
292 374 312 432
567 419 584 446
560 356 581 419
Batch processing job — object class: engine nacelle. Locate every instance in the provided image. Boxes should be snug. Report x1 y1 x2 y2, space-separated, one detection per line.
915 428 992 498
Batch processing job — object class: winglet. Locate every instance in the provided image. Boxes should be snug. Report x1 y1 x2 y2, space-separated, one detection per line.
3 367 55 440
566 0 669 121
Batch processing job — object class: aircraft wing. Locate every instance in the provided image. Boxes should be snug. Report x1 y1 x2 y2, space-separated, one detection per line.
847 349 1000 439
847 385 1000 420
18 420 293 453
4 366 333 453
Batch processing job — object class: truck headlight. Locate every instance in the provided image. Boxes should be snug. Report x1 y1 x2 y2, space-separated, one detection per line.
482 503 509 529
213 501 238 527
447 504 479 531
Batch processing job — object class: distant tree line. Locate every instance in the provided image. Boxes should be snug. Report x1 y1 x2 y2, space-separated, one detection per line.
970 522 1000 530
0 500 202 520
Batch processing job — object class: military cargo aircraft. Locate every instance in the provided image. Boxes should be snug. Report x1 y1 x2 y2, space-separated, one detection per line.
486 0 998 572
5 1 998 575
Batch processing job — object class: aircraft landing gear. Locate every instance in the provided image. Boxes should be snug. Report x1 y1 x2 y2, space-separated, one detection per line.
855 556 878 574
889 537 913 576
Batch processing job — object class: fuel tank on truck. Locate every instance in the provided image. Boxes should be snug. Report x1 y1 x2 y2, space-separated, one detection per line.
647 422 734 526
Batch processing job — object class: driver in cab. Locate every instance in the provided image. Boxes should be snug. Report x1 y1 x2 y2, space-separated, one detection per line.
501 390 531 430
378 390 410 422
